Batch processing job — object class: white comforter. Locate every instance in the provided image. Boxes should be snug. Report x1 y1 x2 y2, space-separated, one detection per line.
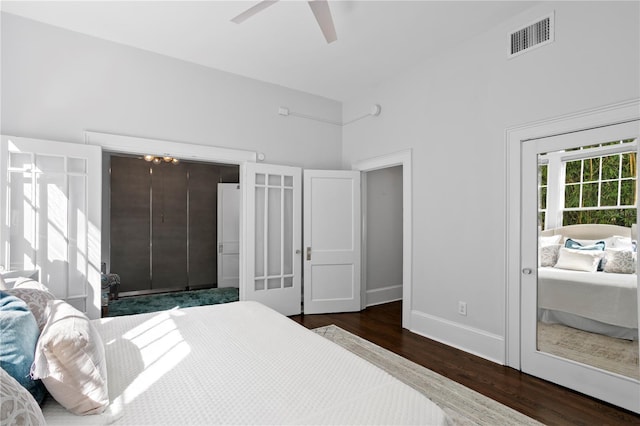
42 301 448 425
538 267 638 328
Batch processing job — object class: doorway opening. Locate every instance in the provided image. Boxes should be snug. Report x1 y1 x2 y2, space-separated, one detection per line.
103 153 240 297
363 165 403 311
354 149 413 329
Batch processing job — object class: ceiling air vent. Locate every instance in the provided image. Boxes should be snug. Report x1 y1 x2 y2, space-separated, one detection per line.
508 12 554 58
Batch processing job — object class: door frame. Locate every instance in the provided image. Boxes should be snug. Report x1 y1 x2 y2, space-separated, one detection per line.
353 149 412 329
505 99 640 369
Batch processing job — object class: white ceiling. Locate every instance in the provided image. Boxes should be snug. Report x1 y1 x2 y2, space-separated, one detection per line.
1 1 537 101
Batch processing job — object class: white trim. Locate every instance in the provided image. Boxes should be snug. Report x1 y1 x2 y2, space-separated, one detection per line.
411 309 505 364
366 284 403 307
353 149 412 329
505 98 640 369
84 131 257 164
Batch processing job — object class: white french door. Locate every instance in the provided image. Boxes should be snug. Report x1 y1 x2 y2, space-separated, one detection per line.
241 162 302 316
217 183 240 288
521 121 640 413
303 170 361 314
0 135 102 318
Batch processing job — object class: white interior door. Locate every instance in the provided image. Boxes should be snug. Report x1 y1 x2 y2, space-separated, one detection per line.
0 135 102 319
303 170 361 314
240 162 302 316
521 121 640 413
217 183 240 288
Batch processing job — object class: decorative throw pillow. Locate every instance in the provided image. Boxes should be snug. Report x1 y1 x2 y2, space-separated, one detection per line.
564 238 606 251
0 291 46 404
31 300 109 415
603 249 637 274
0 367 46 426
5 287 55 332
554 247 605 273
539 244 561 267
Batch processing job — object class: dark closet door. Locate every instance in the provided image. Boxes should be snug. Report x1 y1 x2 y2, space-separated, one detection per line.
189 163 220 287
151 162 188 290
110 157 151 291
188 163 219 287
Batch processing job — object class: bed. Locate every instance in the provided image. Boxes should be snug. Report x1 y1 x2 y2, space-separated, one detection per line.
0 277 449 426
538 224 638 340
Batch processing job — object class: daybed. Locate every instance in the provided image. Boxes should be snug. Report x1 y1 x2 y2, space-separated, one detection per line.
0 274 449 425
538 224 638 340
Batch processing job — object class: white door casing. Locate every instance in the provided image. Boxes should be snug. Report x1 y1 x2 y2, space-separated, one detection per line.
0 135 102 319
353 149 412 328
506 99 640 367
520 120 640 413
241 162 302 316
303 170 361 314
217 183 240 288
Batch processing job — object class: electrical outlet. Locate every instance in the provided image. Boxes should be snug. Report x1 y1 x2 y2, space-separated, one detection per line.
458 301 467 316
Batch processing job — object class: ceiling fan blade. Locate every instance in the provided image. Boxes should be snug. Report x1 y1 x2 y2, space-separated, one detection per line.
308 0 337 43
231 0 279 24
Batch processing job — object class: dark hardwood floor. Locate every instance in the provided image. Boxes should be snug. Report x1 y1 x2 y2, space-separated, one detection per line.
290 301 640 425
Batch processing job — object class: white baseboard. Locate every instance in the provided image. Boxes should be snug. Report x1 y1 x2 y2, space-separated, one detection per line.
366 284 403 307
410 309 505 364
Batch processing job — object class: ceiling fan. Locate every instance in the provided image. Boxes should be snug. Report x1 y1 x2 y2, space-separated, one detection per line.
231 0 337 44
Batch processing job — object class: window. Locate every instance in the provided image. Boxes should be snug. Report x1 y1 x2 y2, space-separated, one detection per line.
538 163 548 228
539 139 637 229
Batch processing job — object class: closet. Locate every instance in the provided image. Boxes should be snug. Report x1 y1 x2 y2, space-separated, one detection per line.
109 155 238 295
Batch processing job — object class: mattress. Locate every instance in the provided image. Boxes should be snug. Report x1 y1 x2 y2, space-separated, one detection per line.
42 301 448 425
538 267 638 328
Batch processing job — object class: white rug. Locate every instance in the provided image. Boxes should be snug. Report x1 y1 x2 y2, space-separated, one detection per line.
537 321 639 380
313 325 542 426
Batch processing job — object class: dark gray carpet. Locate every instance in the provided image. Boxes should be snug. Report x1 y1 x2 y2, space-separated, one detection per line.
106 287 239 317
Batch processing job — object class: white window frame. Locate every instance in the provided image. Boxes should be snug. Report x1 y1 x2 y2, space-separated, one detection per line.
539 139 638 230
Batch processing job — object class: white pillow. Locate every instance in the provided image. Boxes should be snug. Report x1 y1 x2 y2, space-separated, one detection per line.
0 274 7 290
610 235 634 251
0 367 46 426
603 249 637 274
31 300 109 415
539 234 562 247
554 247 605 272
13 277 50 291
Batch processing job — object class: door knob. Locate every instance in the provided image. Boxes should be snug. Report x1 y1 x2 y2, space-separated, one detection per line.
522 268 533 275
295 249 301 255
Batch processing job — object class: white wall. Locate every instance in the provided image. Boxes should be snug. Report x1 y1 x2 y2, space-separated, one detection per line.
0 13 342 170
365 165 403 306
342 1 640 362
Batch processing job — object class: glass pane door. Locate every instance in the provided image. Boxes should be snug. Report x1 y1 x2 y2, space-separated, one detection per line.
242 163 301 316
1 136 101 318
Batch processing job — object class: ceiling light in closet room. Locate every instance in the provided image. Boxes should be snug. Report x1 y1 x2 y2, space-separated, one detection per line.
143 155 179 164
